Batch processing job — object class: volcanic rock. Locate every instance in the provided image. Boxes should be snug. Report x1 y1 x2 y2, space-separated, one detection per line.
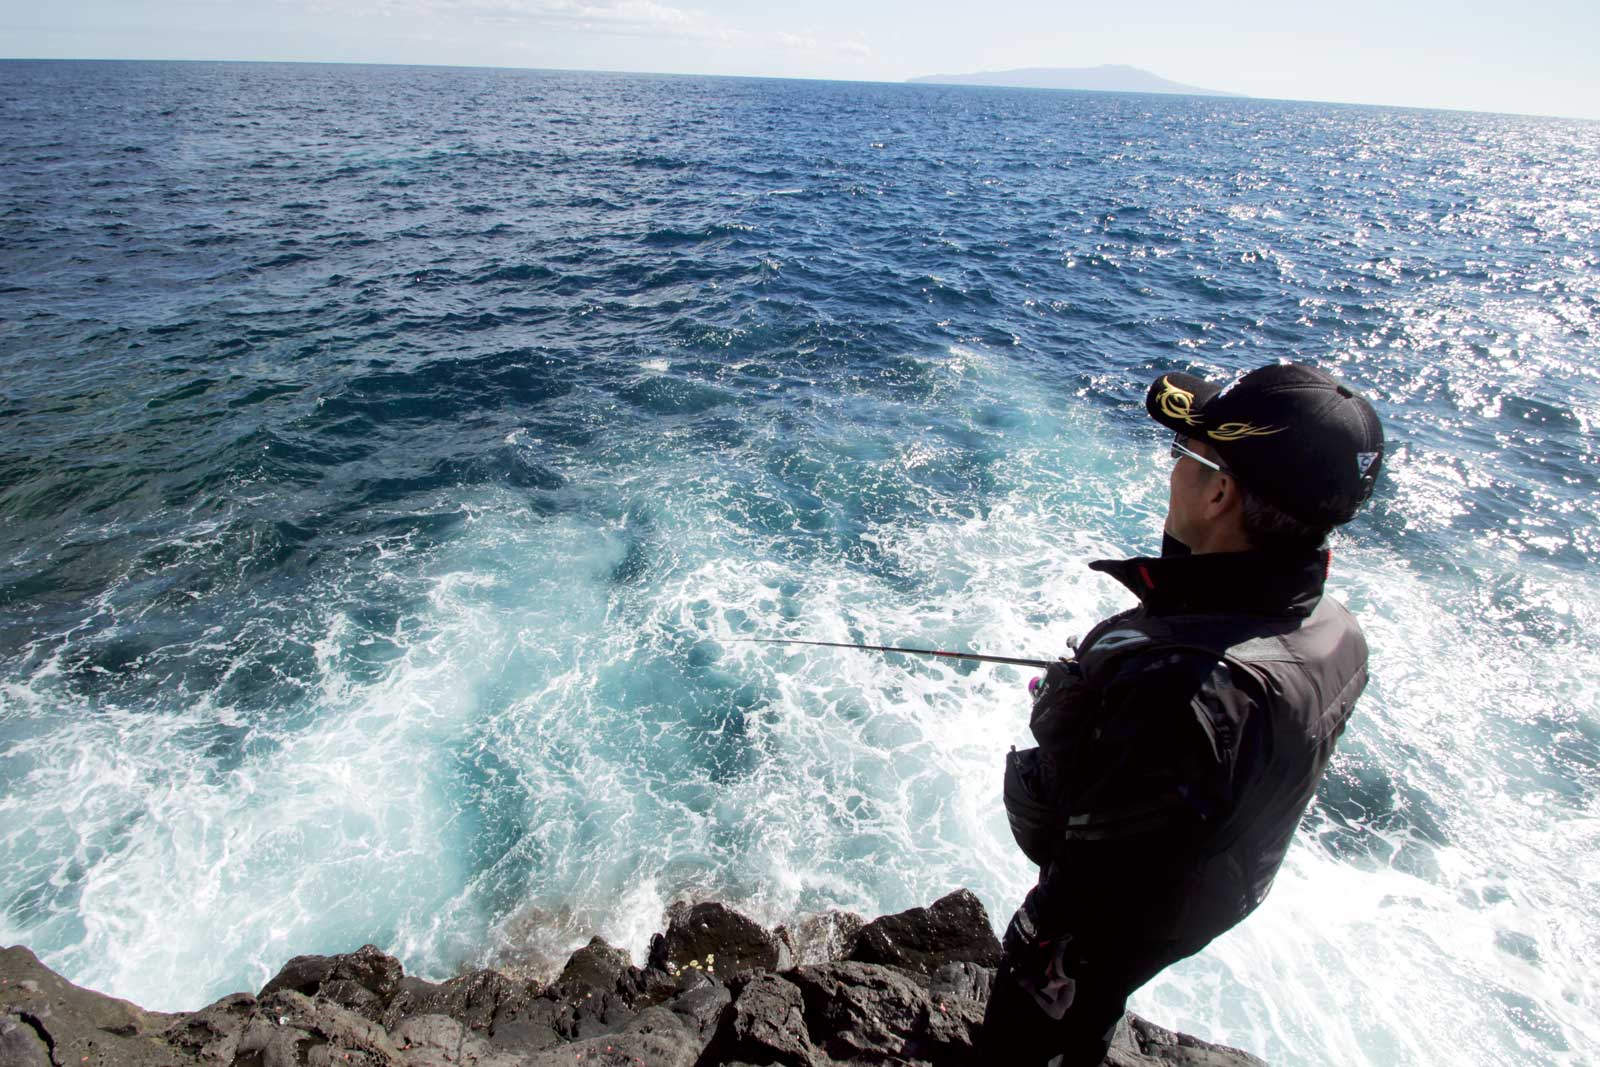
709 971 819 1066
657 968 731 1043
162 992 256 1063
776 909 867 967
553 936 632 993
789 959 983 1064
1 889 1273 1067
0 945 182 1067
381 968 532 1034
1107 1013 1272 1066
648 900 790 980
234 988 403 1065
845 888 1002 977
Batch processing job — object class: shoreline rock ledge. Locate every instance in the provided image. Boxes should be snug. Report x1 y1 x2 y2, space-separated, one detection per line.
0 888 1266 1066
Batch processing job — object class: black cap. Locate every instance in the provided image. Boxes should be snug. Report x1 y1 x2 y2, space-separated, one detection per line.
1145 363 1384 527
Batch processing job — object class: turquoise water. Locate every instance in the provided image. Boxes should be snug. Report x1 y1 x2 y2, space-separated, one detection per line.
1 60 1597 1066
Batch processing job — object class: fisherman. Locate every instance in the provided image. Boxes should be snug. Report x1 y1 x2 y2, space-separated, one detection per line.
979 363 1385 1066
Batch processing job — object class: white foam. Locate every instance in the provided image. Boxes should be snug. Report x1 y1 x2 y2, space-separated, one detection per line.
4 345 1597 1067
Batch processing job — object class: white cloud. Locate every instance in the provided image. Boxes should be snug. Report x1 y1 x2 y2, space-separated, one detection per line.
770 26 871 61
464 0 736 40
286 0 741 41
773 30 818 51
276 0 872 68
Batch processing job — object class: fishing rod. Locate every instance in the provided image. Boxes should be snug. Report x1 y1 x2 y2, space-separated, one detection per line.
731 637 1054 670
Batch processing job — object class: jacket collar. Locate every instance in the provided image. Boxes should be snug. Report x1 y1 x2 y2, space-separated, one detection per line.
1089 547 1330 618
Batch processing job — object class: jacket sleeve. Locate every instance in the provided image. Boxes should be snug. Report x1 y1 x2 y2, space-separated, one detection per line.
1027 647 1254 932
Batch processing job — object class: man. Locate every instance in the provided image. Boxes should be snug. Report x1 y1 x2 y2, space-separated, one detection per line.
980 362 1385 1066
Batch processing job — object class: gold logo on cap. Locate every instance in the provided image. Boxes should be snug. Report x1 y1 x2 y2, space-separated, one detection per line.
1207 422 1285 442
1156 377 1202 426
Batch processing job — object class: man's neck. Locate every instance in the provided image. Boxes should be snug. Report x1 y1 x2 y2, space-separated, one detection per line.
1168 523 1254 555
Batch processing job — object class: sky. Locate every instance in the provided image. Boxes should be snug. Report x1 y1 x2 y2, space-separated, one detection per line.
2 0 1598 121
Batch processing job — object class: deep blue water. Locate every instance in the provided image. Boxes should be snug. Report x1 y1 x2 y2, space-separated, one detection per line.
2 60 1598 1066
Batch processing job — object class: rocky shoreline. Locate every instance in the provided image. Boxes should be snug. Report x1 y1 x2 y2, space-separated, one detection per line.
0 889 1266 1066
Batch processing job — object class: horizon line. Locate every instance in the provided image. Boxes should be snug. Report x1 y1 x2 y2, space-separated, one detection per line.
2 54 1594 124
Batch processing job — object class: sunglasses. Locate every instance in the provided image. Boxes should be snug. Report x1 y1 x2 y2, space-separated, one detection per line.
1170 434 1231 475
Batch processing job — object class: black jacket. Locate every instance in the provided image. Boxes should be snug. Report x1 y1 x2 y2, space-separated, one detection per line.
1004 547 1368 943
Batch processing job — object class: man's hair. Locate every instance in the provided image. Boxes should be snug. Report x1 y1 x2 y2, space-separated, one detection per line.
1238 482 1332 553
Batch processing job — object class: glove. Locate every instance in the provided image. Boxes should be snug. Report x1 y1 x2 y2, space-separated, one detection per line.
1026 639 1079 699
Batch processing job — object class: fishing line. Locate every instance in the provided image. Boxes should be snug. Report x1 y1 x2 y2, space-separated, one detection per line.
728 637 1054 669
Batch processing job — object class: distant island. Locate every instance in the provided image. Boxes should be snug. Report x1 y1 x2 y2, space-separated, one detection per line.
908 64 1237 97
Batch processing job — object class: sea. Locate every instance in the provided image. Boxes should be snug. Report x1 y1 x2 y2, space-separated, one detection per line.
1 59 1596 1067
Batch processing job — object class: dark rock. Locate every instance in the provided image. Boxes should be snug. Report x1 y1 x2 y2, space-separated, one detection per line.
465 939 652 1054
237 989 403 1066
789 961 935 1062
787 959 988 1065
383 976 448 1026
259 944 405 1021
923 962 994 1064
846 889 1001 978
481 997 566 1055
391 1014 464 1064
486 964 720 1057
519 1005 702 1067
924 999 986 1062
0 1013 51 1067
162 992 256 1062
323 978 386 1019
618 960 680 1007
560 988 636 1041
1109 1012 1271 1067
648 902 788 982
708 972 820 1067
775 910 867 967
658 970 730 1044
484 984 632 1051
259 953 333 997
382 969 531 1035
471 936 683 1056
927 962 994 1008
391 1013 524 1066
556 936 632 993
0 945 183 1066
0 889 1274 1067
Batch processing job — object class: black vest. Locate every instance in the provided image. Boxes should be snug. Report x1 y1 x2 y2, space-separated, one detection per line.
1028 549 1368 938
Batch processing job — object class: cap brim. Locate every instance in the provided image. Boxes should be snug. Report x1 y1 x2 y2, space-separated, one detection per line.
1146 372 1223 434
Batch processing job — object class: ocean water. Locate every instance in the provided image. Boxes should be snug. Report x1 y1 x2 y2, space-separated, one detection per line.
2 59 1597 1066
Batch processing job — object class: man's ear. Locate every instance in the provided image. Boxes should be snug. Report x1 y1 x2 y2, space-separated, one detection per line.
1204 473 1241 520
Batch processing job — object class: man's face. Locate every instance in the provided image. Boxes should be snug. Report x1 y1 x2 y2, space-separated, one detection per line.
1165 436 1228 547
